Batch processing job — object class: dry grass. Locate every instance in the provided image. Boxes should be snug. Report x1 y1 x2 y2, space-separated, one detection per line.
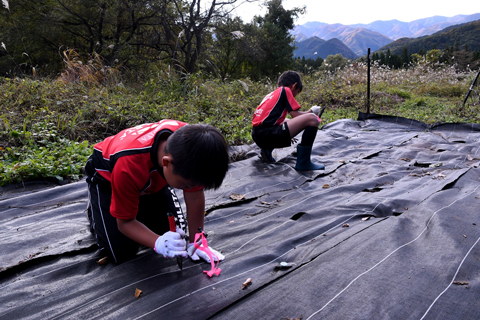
57 49 122 86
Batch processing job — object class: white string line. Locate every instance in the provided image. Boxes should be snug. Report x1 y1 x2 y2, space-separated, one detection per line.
205 167 306 208
0 188 87 212
205 207 251 223
220 189 386 258
420 233 480 320
228 220 291 255
436 124 455 163
206 188 306 224
1 202 86 235
133 200 388 320
49 263 198 320
47 199 375 320
218 178 379 234
0 252 100 291
305 183 480 320
140 126 477 318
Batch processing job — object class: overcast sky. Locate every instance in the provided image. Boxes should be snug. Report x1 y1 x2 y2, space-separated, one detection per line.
233 0 480 25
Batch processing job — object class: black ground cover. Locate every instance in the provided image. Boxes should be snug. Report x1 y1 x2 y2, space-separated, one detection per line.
1 114 479 320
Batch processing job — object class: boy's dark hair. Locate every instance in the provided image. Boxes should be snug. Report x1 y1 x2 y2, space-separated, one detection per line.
277 70 303 93
165 124 229 190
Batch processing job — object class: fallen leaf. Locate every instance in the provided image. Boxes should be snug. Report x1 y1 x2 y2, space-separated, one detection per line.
230 193 245 201
342 223 349 228
242 278 252 289
429 162 442 168
362 216 370 221
135 288 142 298
467 155 473 161
226 220 234 224
97 257 108 265
400 158 411 161
323 184 330 188
453 281 469 285
261 201 271 205
282 316 303 320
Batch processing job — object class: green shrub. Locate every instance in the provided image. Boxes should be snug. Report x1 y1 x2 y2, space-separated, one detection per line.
0 62 478 185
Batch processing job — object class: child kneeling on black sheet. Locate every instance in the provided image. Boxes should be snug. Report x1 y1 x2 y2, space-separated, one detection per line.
85 120 229 263
251 70 324 171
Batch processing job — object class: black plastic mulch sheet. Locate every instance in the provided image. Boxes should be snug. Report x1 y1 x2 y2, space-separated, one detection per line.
1 113 479 320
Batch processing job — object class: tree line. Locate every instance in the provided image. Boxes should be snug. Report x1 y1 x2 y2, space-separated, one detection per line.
1 0 478 83
0 0 306 81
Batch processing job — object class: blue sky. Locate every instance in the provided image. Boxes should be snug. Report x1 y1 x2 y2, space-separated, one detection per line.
233 0 480 25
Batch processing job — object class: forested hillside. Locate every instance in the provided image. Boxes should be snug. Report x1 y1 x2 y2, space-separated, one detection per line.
379 19 480 55
374 19 480 70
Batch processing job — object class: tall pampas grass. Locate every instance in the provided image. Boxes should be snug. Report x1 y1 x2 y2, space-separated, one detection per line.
58 48 122 86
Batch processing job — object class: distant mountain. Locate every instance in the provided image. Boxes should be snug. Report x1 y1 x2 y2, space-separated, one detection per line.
376 19 480 56
339 28 392 56
351 13 480 39
292 24 392 56
291 13 480 61
293 37 357 60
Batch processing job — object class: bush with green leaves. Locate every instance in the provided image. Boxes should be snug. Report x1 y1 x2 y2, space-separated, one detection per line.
0 59 478 186
0 122 91 185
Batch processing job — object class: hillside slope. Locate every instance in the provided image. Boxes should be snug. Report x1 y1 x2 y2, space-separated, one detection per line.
377 19 480 55
293 37 357 59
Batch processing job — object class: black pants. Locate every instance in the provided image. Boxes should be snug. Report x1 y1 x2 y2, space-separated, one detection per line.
251 122 292 149
86 173 187 263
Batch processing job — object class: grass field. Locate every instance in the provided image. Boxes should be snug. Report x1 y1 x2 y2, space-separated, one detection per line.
1 61 479 185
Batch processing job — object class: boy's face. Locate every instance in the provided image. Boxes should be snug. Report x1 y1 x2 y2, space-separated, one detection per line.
161 155 195 189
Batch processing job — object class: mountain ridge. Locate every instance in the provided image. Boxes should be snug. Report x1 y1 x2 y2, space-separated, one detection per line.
293 37 357 60
292 13 480 57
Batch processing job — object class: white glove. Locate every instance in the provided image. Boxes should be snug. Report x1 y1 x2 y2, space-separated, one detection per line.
188 243 225 263
310 105 322 116
154 228 188 258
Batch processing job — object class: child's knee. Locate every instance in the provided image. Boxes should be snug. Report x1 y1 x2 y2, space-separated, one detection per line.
306 113 320 126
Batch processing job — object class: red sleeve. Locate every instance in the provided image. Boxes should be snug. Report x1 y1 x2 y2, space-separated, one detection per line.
110 158 141 220
284 87 302 112
183 185 204 193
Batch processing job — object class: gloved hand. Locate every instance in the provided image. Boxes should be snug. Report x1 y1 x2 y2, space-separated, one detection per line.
154 228 188 259
188 243 225 263
310 105 322 116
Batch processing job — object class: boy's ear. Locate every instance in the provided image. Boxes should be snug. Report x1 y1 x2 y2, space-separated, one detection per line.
162 155 173 167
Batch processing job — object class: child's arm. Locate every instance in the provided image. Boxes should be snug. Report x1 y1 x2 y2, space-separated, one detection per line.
117 217 187 258
183 189 205 240
117 218 160 248
184 189 224 262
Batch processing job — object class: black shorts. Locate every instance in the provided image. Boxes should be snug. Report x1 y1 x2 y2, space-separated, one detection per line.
251 122 291 149
85 165 187 263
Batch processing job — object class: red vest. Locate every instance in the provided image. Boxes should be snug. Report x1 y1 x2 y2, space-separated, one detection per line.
252 87 301 127
91 120 199 219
